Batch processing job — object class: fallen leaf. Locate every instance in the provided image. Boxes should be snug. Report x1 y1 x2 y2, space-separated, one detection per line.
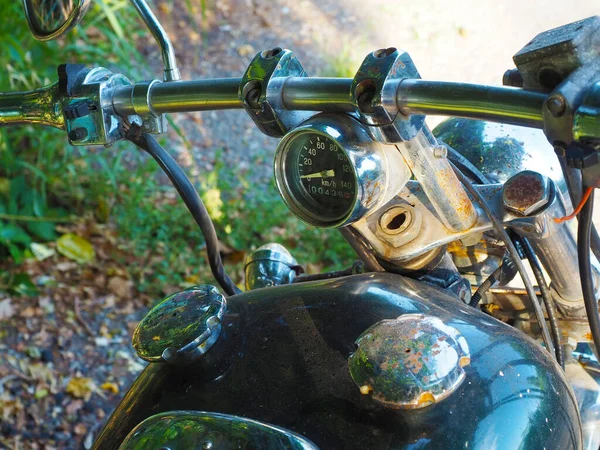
74 422 88 436
34 387 49 399
95 337 109 347
30 243 56 261
56 234 96 264
0 299 14 320
100 382 119 394
237 44 255 57
65 399 84 415
56 262 78 271
20 306 37 318
107 276 132 299
66 377 95 401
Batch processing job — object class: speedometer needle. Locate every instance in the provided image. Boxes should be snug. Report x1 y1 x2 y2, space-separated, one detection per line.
300 169 336 180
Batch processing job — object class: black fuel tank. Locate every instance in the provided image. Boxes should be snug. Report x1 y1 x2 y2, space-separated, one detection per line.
94 273 582 450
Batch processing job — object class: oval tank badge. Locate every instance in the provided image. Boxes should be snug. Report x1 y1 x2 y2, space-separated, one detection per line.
348 314 470 409
132 285 226 365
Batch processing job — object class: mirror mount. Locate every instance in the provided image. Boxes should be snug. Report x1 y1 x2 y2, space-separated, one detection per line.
130 0 181 82
23 0 91 41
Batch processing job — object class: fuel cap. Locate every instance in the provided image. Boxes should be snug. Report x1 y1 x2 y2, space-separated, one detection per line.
348 314 470 409
132 285 226 365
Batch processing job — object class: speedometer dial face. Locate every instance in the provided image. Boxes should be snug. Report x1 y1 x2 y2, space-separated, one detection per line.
281 131 358 225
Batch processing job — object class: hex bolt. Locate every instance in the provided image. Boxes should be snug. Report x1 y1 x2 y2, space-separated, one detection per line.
502 170 551 216
502 68 523 87
357 90 375 113
373 47 396 59
261 47 283 59
379 207 412 235
68 127 88 141
375 204 422 248
546 94 566 117
242 81 262 109
433 146 447 159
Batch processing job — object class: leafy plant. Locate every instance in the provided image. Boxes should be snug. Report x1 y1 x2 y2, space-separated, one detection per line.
0 0 355 299
0 0 146 292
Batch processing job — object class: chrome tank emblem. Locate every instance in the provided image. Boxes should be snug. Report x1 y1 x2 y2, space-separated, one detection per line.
118 411 320 450
348 314 470 409
132 285 226 365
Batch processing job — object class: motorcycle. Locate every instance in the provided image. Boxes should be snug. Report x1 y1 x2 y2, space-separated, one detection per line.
3 0 600 448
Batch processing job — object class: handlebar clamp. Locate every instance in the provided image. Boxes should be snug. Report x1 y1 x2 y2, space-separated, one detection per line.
239 48 312 138
351 48 425 143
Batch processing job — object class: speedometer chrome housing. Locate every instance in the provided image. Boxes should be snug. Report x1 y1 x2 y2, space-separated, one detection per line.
274 114 411 227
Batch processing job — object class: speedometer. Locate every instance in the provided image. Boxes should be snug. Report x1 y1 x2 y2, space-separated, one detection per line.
285 131 357 223
274 114 412 227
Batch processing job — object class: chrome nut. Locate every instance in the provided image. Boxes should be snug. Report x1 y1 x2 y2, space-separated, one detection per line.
502 171 551 216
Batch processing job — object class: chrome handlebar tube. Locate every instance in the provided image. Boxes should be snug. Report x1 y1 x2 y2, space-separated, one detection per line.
109 77 549 129
1 76 554 132
0 82 65 129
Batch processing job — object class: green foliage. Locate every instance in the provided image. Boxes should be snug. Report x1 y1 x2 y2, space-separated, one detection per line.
0 0 355 298
207 152 353 269
0 0 145 292
316 45 361 78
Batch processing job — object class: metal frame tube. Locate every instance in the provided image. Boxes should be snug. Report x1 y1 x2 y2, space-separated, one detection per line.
112 79 243 116
0 82 65 129
117 77 546 130
130 0 181 82
281 77 354 112
2 77 551 132
394 79 547 128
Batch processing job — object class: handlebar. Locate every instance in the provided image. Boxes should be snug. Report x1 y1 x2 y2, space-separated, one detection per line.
0 75 557 134
394 79 546 129
108 76 547 129
0 82 65 129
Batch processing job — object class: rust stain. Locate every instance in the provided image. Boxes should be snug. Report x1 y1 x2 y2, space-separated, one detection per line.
504 174 544 212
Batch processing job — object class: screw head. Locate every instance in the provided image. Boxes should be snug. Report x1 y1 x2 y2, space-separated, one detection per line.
502 171 551 216
547 95 566 117
245 87 261 108
433 146 447 159
68 127 88 141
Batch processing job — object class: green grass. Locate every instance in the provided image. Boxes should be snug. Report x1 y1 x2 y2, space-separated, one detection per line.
0 0 355 297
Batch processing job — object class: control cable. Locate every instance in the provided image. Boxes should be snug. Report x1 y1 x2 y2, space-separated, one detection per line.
577 188 600 358
469 265 503 308
520 237 564 368
126 126 241 296
451 162 556 358
558 157 600 261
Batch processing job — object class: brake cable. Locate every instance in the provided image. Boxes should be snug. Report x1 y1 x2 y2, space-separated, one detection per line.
125 125 241 296
451 162 556 359
577 188 600 359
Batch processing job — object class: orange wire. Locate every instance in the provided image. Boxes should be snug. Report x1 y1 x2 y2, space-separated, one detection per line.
554 186 594 223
